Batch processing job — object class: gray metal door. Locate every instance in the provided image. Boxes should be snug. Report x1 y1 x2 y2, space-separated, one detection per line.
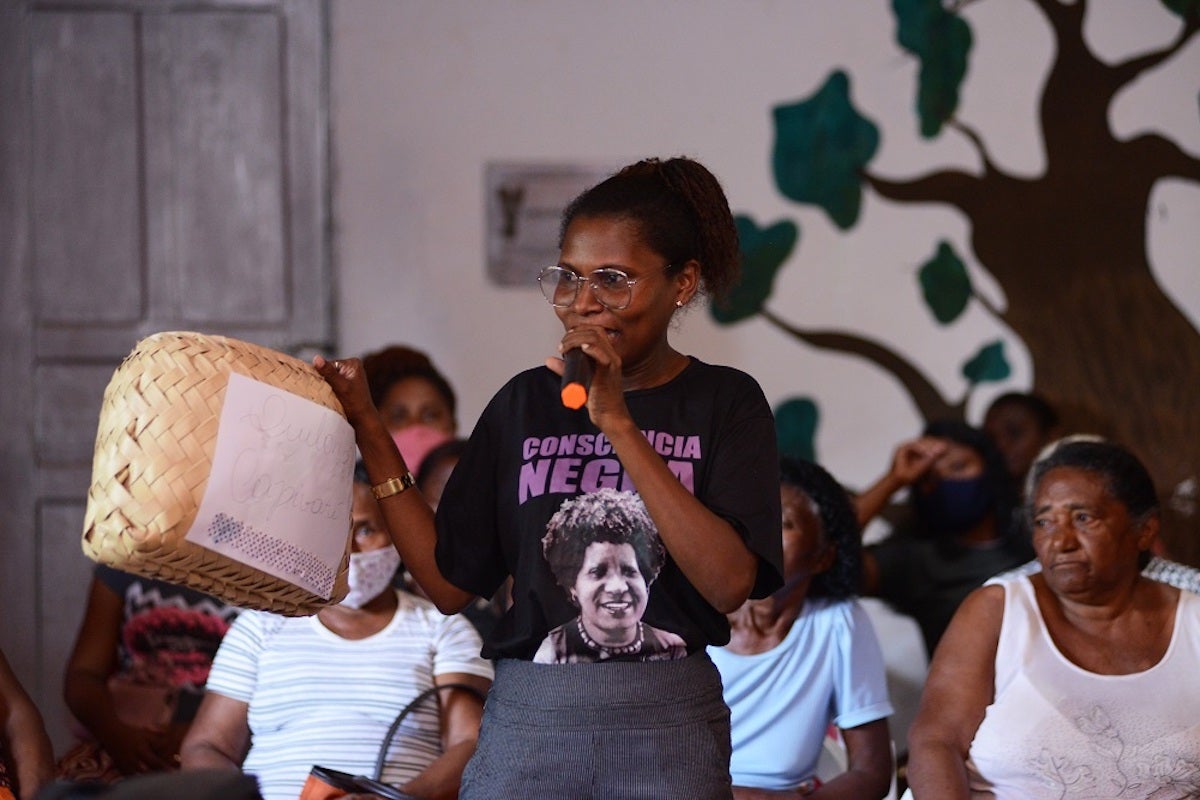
0 0 332 749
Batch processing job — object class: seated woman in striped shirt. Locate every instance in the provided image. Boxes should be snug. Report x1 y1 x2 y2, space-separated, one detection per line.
180 462 493 800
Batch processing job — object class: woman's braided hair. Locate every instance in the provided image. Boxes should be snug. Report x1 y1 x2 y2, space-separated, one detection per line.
559 157 741 303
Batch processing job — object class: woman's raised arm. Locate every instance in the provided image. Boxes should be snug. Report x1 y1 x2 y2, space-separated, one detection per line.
314 356 474 613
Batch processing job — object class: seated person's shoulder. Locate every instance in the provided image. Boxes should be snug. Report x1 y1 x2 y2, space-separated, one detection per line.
803 595 860 625
399 588 470 626
217 608 288 652
985 559 1041 586
397 592 490 661
1144 557 1200 595
798 599 886 657
955 582 1007 623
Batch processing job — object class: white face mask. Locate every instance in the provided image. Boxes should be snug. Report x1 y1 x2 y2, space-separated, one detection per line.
340 547 401 609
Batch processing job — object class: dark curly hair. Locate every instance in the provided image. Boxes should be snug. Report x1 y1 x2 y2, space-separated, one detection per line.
559 156 741 303
541 489 665 598
780 457 863 600
361 344 456 416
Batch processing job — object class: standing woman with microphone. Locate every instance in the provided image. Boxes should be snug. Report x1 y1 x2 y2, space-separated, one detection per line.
316 156 783 799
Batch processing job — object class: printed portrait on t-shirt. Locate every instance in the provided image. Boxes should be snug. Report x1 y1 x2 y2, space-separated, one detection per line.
533 488 687 663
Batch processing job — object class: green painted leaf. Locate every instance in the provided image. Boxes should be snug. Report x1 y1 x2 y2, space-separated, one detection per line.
962 340 1011 385
892 0 972 138
711 216 799 324
918 241 972 324
1161 0 1200 20
772 70 880 229
775 397 819 462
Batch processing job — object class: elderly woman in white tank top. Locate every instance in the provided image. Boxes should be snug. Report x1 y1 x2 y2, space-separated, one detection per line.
906 438 1200 800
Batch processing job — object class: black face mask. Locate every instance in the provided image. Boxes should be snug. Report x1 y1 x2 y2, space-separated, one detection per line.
914 475 995 537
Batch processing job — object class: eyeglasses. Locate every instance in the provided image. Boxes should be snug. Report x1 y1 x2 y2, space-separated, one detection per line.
537 265 670 311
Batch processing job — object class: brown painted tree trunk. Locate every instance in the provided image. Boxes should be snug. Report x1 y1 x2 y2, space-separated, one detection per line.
1001 251 1200 564
865 0 1200 562
873 159 1200 561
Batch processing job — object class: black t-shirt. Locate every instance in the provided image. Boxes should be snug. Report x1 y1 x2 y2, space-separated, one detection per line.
871 535 1032 655
435 358 784 661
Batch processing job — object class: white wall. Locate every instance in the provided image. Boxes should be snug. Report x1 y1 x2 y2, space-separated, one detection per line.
330 0 1199 491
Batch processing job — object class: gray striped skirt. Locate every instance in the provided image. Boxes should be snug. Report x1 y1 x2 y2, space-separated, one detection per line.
460 651 733 800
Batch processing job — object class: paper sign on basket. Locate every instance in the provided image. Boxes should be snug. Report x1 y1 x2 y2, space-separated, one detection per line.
185 371 356 599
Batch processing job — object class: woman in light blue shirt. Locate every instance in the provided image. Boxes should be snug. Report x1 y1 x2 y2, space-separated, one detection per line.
711 458 893 798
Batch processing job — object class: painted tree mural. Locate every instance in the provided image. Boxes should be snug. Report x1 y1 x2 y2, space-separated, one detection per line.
715 0 1200 561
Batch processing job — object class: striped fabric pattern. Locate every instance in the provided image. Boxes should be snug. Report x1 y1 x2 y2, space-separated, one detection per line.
205 590 493 800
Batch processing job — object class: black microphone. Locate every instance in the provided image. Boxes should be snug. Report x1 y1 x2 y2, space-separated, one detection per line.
560 348 593 409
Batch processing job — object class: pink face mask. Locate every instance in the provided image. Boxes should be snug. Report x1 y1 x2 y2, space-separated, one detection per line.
391 425 452 475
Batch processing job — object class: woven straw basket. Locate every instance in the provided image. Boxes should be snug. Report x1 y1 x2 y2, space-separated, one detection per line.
83 331 352 616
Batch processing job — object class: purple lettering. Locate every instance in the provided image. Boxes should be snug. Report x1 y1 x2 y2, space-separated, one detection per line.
579 459 621 492
679 436 701 459
549 458 583 494
666 460 695 493
519 459 552 503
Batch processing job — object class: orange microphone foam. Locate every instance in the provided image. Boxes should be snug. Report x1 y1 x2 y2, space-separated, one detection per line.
561 382 588 410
